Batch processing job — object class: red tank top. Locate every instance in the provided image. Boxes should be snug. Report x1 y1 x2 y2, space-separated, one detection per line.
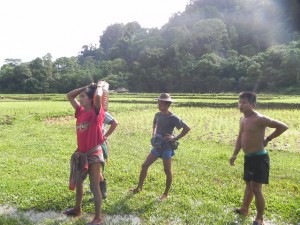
75 106 105 153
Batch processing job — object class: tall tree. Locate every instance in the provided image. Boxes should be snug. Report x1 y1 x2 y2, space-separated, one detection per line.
100 24 124 56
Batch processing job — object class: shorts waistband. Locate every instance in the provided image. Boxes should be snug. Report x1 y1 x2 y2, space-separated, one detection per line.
245 149 268 157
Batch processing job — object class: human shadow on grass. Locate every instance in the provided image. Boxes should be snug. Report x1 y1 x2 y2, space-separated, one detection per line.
133 198 159 215
103 191 160 216
20 194 76 212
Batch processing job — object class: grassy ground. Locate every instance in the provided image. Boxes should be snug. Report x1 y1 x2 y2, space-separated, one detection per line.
0 94 299 224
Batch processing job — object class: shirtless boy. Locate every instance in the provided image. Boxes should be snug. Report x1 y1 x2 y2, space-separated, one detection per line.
229 91 288 225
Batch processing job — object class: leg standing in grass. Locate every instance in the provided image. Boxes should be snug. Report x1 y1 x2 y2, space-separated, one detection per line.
161 157 172 200
235 181 253 216
135 152 159 193
99 112 118 199
65 81 108 225
131 93 191 200
229 91 288 225
89 162 102 221
89 111 118 201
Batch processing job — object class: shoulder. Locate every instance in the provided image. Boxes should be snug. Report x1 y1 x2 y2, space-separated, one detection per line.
169 113 184 124
154 112 161 117
75 106 84 114
77 105 84 111
169 112 180 119
255 112 271 125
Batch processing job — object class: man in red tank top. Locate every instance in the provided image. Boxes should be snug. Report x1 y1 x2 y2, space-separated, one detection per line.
64 81 106 225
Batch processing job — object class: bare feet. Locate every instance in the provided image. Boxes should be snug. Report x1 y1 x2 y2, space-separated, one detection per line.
86 216 104 225
63 208 81 217
159 194 168 201
129 187 142 194
233 208 249 216
252 220 264 225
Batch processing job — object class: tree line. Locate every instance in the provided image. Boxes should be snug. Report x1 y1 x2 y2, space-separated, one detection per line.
1 0 300 94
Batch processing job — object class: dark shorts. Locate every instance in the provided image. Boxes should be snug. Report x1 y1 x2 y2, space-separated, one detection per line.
244 154 270 184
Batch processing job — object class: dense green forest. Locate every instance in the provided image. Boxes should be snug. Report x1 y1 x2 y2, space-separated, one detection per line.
1 0 300 94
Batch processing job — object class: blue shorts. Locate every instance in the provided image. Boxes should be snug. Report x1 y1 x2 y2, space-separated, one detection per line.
151 148 175 159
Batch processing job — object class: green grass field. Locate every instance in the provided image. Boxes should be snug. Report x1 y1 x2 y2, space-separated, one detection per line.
0 94 299 225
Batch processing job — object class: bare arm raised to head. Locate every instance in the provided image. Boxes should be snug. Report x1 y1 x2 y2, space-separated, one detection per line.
93 81 104 114
66 86 87 109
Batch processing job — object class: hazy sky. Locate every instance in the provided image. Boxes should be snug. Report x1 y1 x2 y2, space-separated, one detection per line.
0 0 188 66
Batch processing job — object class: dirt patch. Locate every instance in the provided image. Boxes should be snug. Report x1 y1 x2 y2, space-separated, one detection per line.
0 205 68 224
0 205 141 224
44 115 74 125
0 115 15 125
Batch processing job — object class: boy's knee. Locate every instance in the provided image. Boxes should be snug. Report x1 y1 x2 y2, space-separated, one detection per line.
90 182 99 192
141 163 149 170
164 169 172 175
76 180 84 189
252 188 262 195
250 184 262 195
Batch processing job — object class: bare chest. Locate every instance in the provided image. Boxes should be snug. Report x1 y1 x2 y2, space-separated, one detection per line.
242 118 264 134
